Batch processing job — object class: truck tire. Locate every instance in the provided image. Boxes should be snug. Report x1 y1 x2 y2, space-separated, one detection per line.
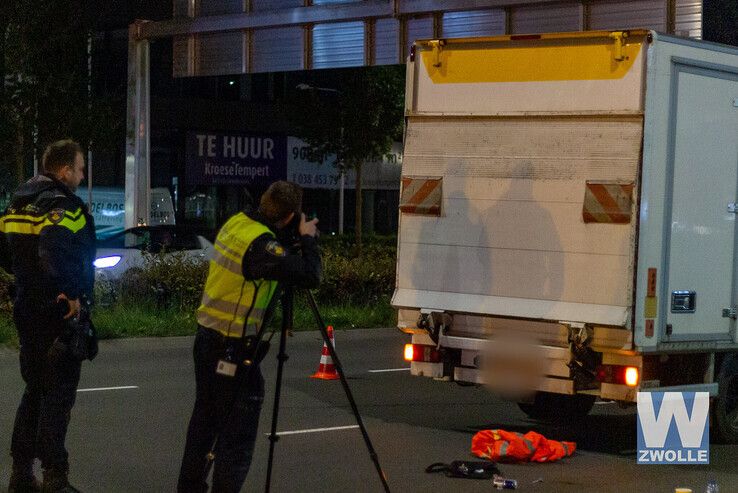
713 353 738 443
518 392 596 421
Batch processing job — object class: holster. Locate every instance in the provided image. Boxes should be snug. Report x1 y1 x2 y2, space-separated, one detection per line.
53 306 98 362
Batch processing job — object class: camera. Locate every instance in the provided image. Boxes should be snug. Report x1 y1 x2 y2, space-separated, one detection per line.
279 209 319 252
278 209 303 252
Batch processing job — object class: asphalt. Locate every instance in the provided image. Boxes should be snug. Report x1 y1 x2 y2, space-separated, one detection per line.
1 328 737 492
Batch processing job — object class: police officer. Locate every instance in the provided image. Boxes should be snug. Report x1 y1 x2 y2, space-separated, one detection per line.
1 140 95 493
178 181 321 493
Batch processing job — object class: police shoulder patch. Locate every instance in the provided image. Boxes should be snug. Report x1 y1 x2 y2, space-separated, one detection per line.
265 240 286 257
47 208 65 224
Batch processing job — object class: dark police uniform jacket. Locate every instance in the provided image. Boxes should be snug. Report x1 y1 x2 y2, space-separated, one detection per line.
0 174 96 306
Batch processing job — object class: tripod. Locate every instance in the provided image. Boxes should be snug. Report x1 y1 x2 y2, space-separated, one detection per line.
204 285 391 493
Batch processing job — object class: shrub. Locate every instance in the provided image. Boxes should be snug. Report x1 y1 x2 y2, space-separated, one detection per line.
142 252 210 310
0 268 14 318
0 314 17 346
109 235 397 312
316 241 396 305
112 252 210 311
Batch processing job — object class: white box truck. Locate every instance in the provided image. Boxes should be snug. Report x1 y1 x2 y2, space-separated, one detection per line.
393 30 738 441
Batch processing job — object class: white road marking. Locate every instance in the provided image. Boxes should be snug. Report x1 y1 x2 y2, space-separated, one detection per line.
368 368 411 373
266 425 359 437
77 386 139 393
595 400 615 405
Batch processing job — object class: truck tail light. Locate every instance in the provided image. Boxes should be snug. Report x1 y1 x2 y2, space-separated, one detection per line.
404 344 414 361
624 367 639 387
596 364 640 387
404 344 441 363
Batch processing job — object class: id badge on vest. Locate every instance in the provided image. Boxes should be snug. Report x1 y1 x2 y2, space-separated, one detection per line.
216 359 237 377
216 345 238 377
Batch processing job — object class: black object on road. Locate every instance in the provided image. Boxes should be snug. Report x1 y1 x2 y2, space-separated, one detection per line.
426 460 501 480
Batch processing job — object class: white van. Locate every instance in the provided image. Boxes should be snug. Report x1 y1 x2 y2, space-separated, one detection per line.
76 187 175 239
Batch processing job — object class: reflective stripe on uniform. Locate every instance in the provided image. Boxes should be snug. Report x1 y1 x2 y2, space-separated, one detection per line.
196 310 259 337
199 293 266 320
522 438 535 455
211 247 243 276
515 433 536 455
0 207 86 235
214 239 241 259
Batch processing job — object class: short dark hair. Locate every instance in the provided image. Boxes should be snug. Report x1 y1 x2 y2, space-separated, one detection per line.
258 181 303 223
42 139 83 173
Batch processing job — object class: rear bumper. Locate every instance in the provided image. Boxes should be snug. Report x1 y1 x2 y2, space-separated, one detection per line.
409 332 646 401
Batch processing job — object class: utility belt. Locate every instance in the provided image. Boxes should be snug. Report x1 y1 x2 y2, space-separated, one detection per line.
15 287 93 309
199 325 270 378
13 286 61 306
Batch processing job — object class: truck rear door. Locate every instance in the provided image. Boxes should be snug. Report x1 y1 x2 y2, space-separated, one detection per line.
394 31 651 332
662 65 738 342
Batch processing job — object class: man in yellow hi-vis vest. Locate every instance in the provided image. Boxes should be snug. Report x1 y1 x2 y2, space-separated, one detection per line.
178 181 320 493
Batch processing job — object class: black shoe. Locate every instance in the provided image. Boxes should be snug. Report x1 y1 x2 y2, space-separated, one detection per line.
8 464 42 493
40 466 80 493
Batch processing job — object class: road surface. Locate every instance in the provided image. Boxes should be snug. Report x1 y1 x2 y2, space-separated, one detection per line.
1 328 736 492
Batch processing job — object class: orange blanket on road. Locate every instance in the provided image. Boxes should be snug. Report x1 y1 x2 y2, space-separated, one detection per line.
472 429 576 463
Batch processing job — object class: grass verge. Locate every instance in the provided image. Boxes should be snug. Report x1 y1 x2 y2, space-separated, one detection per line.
92 304 199 339
0 314 18 347
269 296 395 332
0 297 395 345
93 297 395 339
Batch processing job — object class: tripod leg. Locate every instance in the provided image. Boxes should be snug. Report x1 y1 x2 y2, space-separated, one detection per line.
264 287 293 493
304 290 391 493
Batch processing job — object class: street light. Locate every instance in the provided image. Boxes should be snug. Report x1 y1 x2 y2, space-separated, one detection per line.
296 83 345 234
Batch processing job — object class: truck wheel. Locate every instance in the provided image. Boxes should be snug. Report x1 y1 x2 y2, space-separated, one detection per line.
518 392 596 421
713 353 738 443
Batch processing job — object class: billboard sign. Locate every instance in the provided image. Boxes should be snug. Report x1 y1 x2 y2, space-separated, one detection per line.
286 137 402 191
186 131 287 185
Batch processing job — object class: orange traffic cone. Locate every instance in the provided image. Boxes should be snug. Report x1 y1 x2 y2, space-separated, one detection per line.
311 326 340 380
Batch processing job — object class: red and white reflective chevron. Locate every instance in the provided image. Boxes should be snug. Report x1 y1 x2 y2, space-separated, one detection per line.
399 177 442 216
582 181 634 224
311 326 339 380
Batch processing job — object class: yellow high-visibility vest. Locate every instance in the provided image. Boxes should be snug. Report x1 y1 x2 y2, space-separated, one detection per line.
197 213 278 337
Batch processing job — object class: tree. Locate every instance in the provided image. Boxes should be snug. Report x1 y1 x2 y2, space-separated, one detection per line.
0 0 122 188
291 65 405 255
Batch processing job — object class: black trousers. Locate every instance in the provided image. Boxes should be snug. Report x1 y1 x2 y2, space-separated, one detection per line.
10 299 82 470
178 327 265 493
